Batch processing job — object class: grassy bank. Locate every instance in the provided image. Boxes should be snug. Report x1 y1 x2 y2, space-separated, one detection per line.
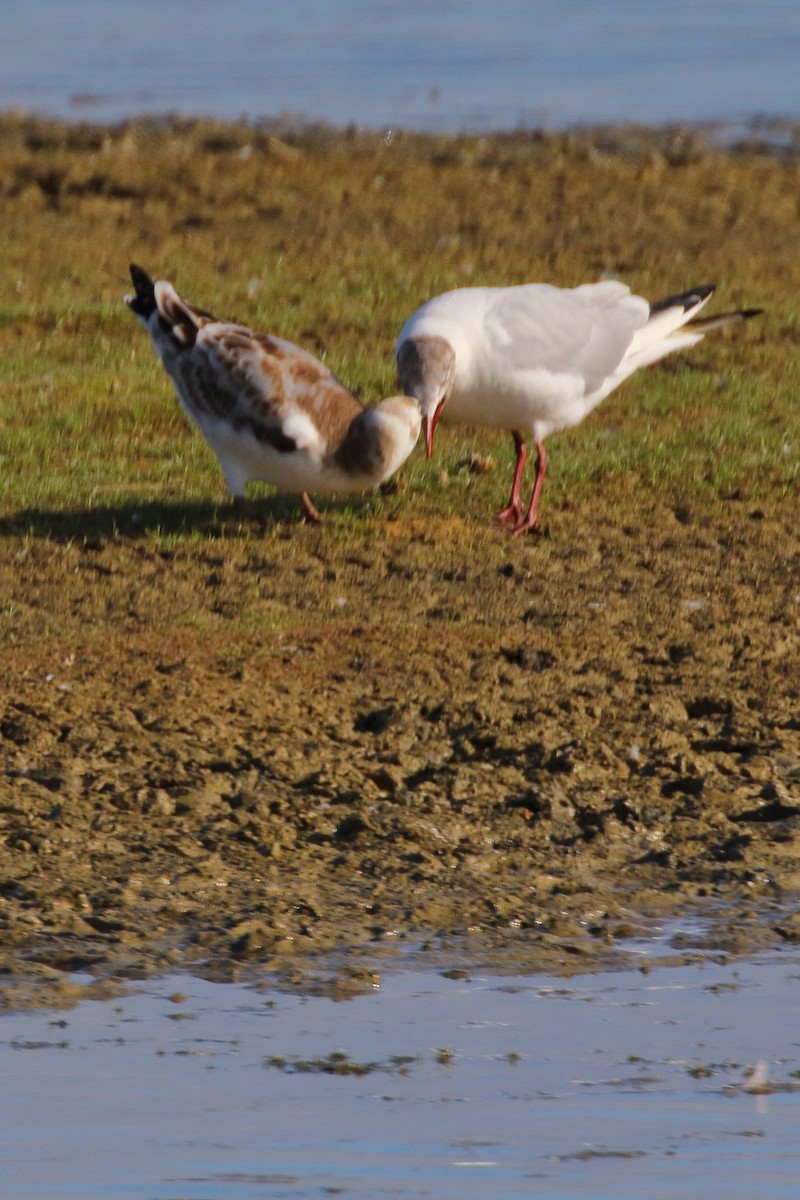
0 115 795 526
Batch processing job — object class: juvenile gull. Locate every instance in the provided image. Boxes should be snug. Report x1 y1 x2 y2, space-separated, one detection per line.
397 280 761 532
126 264 420 523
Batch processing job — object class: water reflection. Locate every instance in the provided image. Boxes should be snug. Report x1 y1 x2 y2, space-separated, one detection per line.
1 948 799 1198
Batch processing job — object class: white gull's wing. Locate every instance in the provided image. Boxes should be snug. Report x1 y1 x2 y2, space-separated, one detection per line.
483 282 649 393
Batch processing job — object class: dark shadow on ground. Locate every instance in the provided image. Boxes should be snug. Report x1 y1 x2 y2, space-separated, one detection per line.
0 496 320 541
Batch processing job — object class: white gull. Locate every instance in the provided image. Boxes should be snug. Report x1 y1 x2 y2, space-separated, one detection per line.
126 264 420 524
396 280 760 532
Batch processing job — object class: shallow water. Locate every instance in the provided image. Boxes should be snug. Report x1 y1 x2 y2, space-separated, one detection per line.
4 0 800 131
1 944 799 1199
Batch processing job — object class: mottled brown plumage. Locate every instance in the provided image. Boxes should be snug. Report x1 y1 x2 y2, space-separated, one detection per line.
126 264 421 522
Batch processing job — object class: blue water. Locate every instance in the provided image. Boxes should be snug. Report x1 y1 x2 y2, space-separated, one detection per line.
3 0 800 131
1 947 799 1198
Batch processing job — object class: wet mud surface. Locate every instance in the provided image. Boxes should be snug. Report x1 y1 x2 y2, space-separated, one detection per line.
1 117 799 1008
2 495 799 1008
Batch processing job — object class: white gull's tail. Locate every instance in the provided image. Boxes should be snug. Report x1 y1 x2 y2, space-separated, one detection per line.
621 284 762 377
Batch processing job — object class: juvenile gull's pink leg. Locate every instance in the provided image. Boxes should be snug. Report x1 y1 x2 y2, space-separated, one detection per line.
300 492 323 524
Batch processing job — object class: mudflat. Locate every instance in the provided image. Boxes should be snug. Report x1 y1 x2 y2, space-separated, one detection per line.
1 117 798 1007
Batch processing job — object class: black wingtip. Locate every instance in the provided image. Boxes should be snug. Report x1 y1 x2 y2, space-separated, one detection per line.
126 262 157 317
692 283 716 304
649 283 716 316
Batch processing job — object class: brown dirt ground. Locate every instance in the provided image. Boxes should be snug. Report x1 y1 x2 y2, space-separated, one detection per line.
2 493 799 1007
1 118 799 1007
